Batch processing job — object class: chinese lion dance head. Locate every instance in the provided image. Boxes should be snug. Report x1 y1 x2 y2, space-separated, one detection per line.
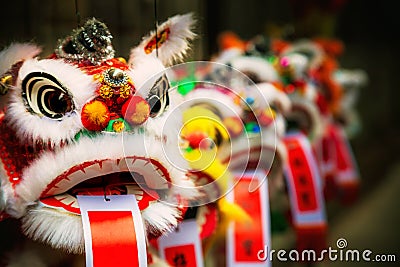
0 14 197 254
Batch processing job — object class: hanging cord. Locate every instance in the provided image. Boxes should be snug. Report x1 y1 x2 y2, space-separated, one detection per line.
154 0 159 57
102 176 110 202
75 0 81 27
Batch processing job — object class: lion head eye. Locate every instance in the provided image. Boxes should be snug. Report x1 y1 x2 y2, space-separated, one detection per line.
146 74 170 118
22 72 74 119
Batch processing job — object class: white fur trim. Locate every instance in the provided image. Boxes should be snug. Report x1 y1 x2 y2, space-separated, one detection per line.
283 53 309 80
21 208 84 254
182 89 242 119
288 96 323 141
129 13 196 66
334 68 368 89
12 133 193 215
21 200 182 254
142 201 180 235
128 56 167 98
230 56 279 82
281 40 324 71
0 43 41 76
249 82 291 114
212 47 243 64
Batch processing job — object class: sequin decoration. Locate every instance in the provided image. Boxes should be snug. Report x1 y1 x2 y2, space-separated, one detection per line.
0 74 12 95
96 67 133 99
55 18 115 65
99 84 114 99
0 118 49 186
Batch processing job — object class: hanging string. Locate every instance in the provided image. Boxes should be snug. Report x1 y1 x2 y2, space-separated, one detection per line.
102 176 110 202
154 0 159 57
75 0 81 27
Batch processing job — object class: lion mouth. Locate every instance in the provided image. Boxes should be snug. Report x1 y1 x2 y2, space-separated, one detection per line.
39 156 171 214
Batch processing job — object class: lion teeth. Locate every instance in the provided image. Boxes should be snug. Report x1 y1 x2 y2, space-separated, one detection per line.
43 156 170 196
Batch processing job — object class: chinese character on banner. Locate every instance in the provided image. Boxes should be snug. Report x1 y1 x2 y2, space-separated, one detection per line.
158 220 204 267
283 132 327 255
226 170 271 267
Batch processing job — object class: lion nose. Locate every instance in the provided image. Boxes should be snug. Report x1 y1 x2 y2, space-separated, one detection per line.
81 95 150 132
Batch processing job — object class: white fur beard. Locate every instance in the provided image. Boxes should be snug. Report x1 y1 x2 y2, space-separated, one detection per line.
21 208 85 254
21 201 181 254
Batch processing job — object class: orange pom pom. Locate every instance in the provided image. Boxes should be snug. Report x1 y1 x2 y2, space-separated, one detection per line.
218 31 247 51
122 96 150 125
81 100 110 131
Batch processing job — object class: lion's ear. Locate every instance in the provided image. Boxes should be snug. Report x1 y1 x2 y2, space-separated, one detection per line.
0 43 41 108
129 13 196 67
0 43 41 76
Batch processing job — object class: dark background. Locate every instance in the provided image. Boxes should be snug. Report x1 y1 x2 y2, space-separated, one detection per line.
0 0 399 266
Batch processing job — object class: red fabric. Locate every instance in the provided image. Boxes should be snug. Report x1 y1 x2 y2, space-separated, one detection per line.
285 138 319 212
284 134 327 254
323 173 337 201
233 179 265 262
330 125 360 205
87 211 139 267
296 225 327 257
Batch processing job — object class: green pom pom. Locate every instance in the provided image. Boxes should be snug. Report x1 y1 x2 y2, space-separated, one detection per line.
245 122 257 132
177 81 196 96
185 146 194 153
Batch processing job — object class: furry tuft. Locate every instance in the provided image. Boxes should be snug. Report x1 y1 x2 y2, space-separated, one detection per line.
141 202 181 236
0 43 41 76
130 13 196 67
22 208 84 254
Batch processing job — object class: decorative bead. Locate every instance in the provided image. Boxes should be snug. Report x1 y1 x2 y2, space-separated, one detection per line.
280 57 290 68
245 97 255 106
103 67 128 87
99 84 114 99
245 122 260 133
105 118 131 133
119 84 132 98
112 120 124 132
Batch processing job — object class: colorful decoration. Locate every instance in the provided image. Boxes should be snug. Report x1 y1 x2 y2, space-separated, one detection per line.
211 30 366 263
144 28 171 54
0 8 367 267
0 13 197 266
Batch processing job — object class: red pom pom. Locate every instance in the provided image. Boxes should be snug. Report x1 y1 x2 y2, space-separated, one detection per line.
185 131 208 149
122 96 150 125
